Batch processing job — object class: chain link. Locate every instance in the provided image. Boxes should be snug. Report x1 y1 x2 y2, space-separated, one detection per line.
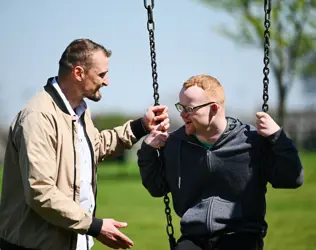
262 0 271 112
144 0 159 105
164 195 176 249
143 1 176 249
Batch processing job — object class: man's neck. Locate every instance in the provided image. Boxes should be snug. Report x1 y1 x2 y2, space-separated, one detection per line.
196 118 227 145
58 78 81 110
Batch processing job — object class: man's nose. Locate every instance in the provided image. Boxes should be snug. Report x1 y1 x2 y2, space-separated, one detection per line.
102 78 109 86
180 110 189 118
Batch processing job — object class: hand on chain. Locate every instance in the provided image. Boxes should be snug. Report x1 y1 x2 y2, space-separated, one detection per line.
142 105 170 132
256 112 280 137
145 120 170 148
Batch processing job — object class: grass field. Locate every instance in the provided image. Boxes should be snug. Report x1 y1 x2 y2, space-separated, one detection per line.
0 152 315 250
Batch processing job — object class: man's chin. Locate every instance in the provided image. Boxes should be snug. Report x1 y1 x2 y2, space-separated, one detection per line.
87 94 102 102
184 126 195 135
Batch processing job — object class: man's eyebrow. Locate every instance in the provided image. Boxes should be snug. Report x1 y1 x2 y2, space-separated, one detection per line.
98 71 108 77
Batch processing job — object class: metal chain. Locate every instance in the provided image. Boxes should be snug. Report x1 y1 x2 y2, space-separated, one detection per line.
143 1 176 249
262 0 271 112
144 0 159 106
164 194 176 249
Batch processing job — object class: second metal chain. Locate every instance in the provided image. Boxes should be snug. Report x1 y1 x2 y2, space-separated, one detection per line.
262 0 271 112
164 194 176 250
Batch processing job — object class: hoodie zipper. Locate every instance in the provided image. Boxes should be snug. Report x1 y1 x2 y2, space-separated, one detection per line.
177 140 211 189
181 140 216 235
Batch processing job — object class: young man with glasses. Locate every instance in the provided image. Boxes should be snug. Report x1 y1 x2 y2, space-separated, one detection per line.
137 74 304 250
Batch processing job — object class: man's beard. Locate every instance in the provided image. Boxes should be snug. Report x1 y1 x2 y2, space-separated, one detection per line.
185 123 196 135
86 90 102 102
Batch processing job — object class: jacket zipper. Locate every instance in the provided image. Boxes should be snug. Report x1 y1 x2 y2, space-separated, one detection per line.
82 119 96 215
82 117 96 250
86 235 89 250
70 118 77 250
71 117 95 250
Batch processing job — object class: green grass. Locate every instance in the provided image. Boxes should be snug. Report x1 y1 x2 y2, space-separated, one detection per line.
0 152 315 250
263 153 316 250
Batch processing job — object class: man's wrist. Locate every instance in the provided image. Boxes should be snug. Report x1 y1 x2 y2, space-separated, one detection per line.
130 118 149 140
267 128 283 144
141 117 150 133
87 217 103 237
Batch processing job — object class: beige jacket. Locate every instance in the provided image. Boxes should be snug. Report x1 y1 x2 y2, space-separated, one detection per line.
0 77 147 250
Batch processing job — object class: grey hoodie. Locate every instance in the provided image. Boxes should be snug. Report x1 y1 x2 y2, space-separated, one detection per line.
137 117 304 238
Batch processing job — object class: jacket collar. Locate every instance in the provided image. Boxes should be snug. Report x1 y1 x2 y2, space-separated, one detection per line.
44 76 87 118
44 77 70 115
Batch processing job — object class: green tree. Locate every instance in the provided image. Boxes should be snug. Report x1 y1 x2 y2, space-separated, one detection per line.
199 0 316 125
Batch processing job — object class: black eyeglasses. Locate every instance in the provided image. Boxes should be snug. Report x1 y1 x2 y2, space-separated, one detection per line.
174 101 217 114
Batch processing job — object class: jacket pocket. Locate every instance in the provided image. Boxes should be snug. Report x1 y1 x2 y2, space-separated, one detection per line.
179 198 211 236
208 197 243 234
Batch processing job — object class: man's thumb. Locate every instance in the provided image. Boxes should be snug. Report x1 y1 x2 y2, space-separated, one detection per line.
113 221 128 228
157 122 166 132
256 112 266 119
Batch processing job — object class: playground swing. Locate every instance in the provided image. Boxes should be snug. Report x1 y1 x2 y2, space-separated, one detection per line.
142 0 272 249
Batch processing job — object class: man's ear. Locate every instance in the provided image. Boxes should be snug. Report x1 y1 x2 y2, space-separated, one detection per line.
210 103 219 113
73 66 84 81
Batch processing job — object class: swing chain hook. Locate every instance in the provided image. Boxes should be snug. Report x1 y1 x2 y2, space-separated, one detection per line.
262 0 271 112
144 0 155 31
144 0 159 105
144 0 154 9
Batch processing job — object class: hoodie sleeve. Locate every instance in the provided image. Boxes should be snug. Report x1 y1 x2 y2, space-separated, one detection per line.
262 128 304 189
137 140 170 197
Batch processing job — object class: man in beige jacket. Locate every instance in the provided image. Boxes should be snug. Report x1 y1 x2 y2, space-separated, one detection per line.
0 38 170 250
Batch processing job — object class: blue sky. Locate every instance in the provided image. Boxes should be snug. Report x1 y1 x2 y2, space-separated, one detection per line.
0 0 307 126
